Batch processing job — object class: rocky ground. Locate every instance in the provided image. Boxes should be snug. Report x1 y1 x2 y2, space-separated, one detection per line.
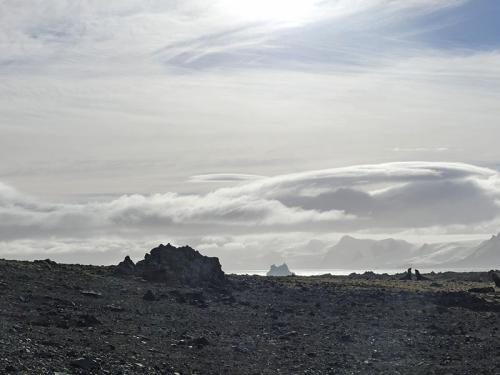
1 258 500 374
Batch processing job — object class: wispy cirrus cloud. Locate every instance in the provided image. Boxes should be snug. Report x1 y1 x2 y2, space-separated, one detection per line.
0 0 475 74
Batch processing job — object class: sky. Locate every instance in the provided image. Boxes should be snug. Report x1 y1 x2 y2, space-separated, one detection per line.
0 0 500 267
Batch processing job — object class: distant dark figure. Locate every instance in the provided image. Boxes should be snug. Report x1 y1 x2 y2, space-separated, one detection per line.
400 268 412 280
489 270 500 288
415 269 429 281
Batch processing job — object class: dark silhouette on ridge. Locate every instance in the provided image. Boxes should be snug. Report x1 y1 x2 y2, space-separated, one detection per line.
415 269 429 281
489 270 500 288
114 255 135 276
400 268 412 280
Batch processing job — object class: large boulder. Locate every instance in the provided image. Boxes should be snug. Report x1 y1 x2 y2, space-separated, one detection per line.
129 243 225 287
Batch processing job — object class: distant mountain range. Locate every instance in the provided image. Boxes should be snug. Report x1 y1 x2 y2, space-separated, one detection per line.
218 233 500 272
322 235 417 268
320 234 500 270
453 234 500 268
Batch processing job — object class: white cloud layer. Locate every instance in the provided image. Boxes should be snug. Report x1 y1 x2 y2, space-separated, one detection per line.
1 161 499 265
0 162 499 242
189 173 266 183
1 1 500 263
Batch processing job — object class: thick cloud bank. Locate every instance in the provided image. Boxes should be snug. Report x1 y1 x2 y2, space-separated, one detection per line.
1 161 499 263
0 162 498 242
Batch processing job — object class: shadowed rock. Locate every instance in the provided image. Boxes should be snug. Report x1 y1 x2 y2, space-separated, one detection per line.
114 255 136 276
70 358 98 371
34 259 57 269
131 243 225 287
489 270 500 287
143 290 157 301
415 269 429 281
399 268 412 280
435 291 500 312
468 287 495 293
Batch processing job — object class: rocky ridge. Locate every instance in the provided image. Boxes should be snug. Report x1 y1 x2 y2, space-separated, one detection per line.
0 248 499 374
114 243 225 288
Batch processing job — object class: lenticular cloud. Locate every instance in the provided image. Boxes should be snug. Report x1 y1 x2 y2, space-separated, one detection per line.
0 162 498 241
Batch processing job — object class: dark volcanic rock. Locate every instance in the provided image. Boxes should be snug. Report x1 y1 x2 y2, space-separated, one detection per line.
435 291 500 312
34 259 57 269
468 287 495 293
107 304 125 312
70 357 98 371
143 290 157 301
399 268 412 280
415 269 429 281
490 270 500 287
188 337 210 349
80 290 102 298
114 255 136 276
133 243 225 287
4 365 16 373
77 314 102 327
2 257 500 374
170 290 208 307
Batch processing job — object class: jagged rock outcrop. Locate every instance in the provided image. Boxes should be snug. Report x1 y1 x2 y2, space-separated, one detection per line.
114 256 136 276
116 244 225 287
399 268 412 280
266 263 294 277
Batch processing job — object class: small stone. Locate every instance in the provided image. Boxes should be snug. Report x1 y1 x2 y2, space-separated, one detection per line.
80 290 102 298
189 337 209 348
77 314 102 327
70 358 98 371
279 331 298 340
143 290 157 301
107 304 125 312
468 287 495 293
